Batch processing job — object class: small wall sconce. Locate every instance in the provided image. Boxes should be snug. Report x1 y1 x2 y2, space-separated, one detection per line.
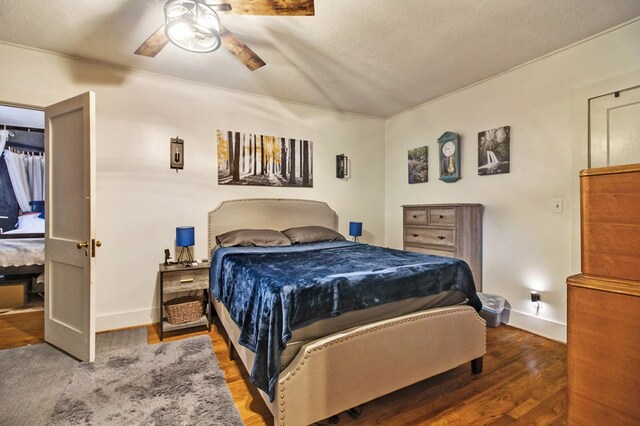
349 221 362 242
530 290 541 308
336 154 349 179
171 137 184 171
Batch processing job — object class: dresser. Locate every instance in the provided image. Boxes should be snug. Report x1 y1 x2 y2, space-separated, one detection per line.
567 164 640 424
402 204 483 291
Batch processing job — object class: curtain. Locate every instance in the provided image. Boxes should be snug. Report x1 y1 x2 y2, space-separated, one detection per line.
3 149 45 213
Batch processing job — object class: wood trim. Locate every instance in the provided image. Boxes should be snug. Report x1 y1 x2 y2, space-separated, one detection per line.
579 163 640 177
567 274 640 297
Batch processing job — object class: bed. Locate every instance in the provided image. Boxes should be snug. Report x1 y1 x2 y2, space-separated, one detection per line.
208 198 486 426
0 213 45 295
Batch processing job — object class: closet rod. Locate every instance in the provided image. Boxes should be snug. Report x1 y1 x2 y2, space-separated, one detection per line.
2 124 45 133
5 141 44 152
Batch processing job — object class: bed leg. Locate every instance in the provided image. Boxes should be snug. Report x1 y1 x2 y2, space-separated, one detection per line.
471 356 483 374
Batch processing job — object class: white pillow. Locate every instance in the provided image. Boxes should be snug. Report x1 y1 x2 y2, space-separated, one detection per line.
16 213 45 233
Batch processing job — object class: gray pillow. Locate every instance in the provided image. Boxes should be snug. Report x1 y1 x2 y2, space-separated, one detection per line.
216 229 291 247
282 226 345 244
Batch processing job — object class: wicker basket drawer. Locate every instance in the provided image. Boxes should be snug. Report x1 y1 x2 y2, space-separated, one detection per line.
163 268 209 292
404 208 428 224
428 208 456 226
404 227 456 248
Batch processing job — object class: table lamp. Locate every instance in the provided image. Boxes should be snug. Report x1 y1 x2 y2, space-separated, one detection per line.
176 226 195 264
349 222 362 242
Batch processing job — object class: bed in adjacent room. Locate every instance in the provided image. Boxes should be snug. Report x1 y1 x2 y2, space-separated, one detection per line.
0 213 45 301
207 198 486 426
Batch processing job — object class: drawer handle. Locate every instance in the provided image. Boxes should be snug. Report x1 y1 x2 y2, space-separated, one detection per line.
437 235 446 240
412 215 417 218
180 278 194 283
439 215 444 219
412 234 419 237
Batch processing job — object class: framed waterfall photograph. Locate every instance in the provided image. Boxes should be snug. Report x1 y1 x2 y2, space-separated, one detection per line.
478 125 510 175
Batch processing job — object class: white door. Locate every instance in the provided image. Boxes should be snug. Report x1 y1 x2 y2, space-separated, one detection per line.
44 92 97 362
589 85 640 168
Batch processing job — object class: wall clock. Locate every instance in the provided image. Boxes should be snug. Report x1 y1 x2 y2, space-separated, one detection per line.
438 131 460 182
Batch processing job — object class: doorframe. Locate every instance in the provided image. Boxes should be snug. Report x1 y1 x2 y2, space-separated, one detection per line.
570 69 640 275
0 100 46 316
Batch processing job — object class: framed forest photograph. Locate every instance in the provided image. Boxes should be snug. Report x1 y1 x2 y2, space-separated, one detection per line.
478 125 510 175
217 130 313 187
408 146 428 184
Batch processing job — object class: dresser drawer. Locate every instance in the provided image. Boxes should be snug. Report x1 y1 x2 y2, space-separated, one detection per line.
404 208 428 224
404 227 456 248
163 268 209 292
404 245 454 257
428 208 456 226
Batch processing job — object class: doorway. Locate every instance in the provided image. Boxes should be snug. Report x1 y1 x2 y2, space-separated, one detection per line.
0 104 45 320
589 85 640 168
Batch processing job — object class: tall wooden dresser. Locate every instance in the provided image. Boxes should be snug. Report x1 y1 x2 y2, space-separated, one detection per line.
402 204 483 291
567 164 640 425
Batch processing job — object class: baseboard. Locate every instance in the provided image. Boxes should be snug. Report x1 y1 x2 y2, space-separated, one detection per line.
96 307 159 332
502 308 566 343
98 306 567 343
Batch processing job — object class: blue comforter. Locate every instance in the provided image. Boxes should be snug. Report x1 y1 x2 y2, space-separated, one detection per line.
210 241 481 400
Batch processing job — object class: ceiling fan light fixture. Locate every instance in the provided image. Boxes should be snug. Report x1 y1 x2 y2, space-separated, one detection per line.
164 0 221 53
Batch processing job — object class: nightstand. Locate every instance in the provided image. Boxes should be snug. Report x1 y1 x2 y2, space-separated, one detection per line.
159 262 211 340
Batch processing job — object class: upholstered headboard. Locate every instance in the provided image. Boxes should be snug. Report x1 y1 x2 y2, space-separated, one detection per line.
207 198 338 255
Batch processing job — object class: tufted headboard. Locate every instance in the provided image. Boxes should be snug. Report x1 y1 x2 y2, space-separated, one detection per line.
207 198 338 255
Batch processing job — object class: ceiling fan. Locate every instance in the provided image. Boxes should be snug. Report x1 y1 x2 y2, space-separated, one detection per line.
134 0 315 71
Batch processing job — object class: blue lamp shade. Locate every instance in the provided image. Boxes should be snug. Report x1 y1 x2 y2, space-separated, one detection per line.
349 222 363 238
176 226 195 247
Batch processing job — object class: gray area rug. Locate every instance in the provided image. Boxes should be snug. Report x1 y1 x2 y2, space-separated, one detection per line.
0 329 242 425
0 342 78 425
95 326 148 354
0 327 147 426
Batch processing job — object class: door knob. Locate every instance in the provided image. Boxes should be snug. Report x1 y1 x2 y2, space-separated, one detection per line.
76 241 89 249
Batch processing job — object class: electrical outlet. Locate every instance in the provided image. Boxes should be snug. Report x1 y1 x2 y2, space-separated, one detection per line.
552 198 563 213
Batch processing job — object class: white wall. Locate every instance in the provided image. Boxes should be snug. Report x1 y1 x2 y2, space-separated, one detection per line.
384 20 640 342
1 19 638 339
0 43 385 330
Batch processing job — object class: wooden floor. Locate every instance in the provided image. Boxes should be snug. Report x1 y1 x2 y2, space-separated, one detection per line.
1 311 567 425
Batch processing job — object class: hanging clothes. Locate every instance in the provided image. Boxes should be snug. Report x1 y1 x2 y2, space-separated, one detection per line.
0 129 14 154
31 153 45 201
3 150 31 212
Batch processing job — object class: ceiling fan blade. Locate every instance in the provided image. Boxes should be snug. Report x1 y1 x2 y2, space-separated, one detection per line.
220 25 266 71
214 0 314 16
135 25 169 57
209 3 232 12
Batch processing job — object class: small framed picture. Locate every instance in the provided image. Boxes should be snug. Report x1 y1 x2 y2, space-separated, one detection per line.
408 146 428 184
478 126 510 175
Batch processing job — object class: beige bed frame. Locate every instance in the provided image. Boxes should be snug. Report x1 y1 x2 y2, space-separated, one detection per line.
208 199 486 426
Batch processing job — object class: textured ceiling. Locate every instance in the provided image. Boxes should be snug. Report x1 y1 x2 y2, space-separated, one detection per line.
0 0 639 118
